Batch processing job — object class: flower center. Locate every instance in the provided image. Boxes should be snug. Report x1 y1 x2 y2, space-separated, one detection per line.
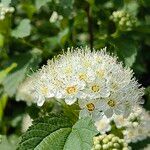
41 87 48 94
79 73 87 80
64 66 72 74
111 82 118 90
86 103 95 111
66 86 77 94
96 69 105 78
107 99 116 107
83 60 91 67
91 85 100 92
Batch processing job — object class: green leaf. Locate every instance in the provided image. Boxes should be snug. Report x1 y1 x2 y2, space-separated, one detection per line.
124 1 139 16
18 114 72 150
2 52 41 97
112 37 138 67
62 102 80 124
0 94 8 121
11 19 31 38
35 0 52 9
58 28 69 45
130 137 150 150
0 63 17 84
0 34 4 47
136 25 150 34
139 0 150 7
64 117 98 150
18 114 98 150
124 50 137 67
0 135 19 150
2 66 27 97
21 3 36 19
60 0 74 9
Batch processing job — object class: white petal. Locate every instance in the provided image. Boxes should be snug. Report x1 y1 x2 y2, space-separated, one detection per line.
100 87 110 98
78 99 90 108
65 97 77 105
92 110 103 121
37 95 45 106
114 106 123 115
55 92 63 99
47 92 54 98
104 108 113 118
79 109 89 119
96 99 107 110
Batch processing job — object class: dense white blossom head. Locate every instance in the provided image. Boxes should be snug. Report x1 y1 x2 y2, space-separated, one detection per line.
21 47 144 120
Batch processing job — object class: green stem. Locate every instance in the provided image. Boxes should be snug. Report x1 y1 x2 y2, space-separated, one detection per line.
86 3 93 50
111 29 120 38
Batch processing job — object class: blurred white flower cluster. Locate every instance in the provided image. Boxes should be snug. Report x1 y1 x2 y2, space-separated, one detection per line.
0 3 14 20
49 11 63 23
21 114 32 133
122 106 150 143
16 74 37 106
17 47 144 121
92 134 131 150
110 10 137 31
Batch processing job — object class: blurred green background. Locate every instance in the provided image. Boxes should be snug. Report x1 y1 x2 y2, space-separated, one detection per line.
0 0 150 149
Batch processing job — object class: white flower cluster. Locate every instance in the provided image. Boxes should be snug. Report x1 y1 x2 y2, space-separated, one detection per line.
122 106 150 143
0 3 14 20
49 11 63 23
92 134 131 150
95 105 150 144
18 47 144 121
110 10 137 31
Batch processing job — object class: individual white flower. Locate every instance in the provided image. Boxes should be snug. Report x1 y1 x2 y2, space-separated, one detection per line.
81 78 110 100
99 92 129 118
95 116 111 134
32 71 55 106
113 115 128 128
54 76 86 105
78 99 104 121
123 126 149 143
